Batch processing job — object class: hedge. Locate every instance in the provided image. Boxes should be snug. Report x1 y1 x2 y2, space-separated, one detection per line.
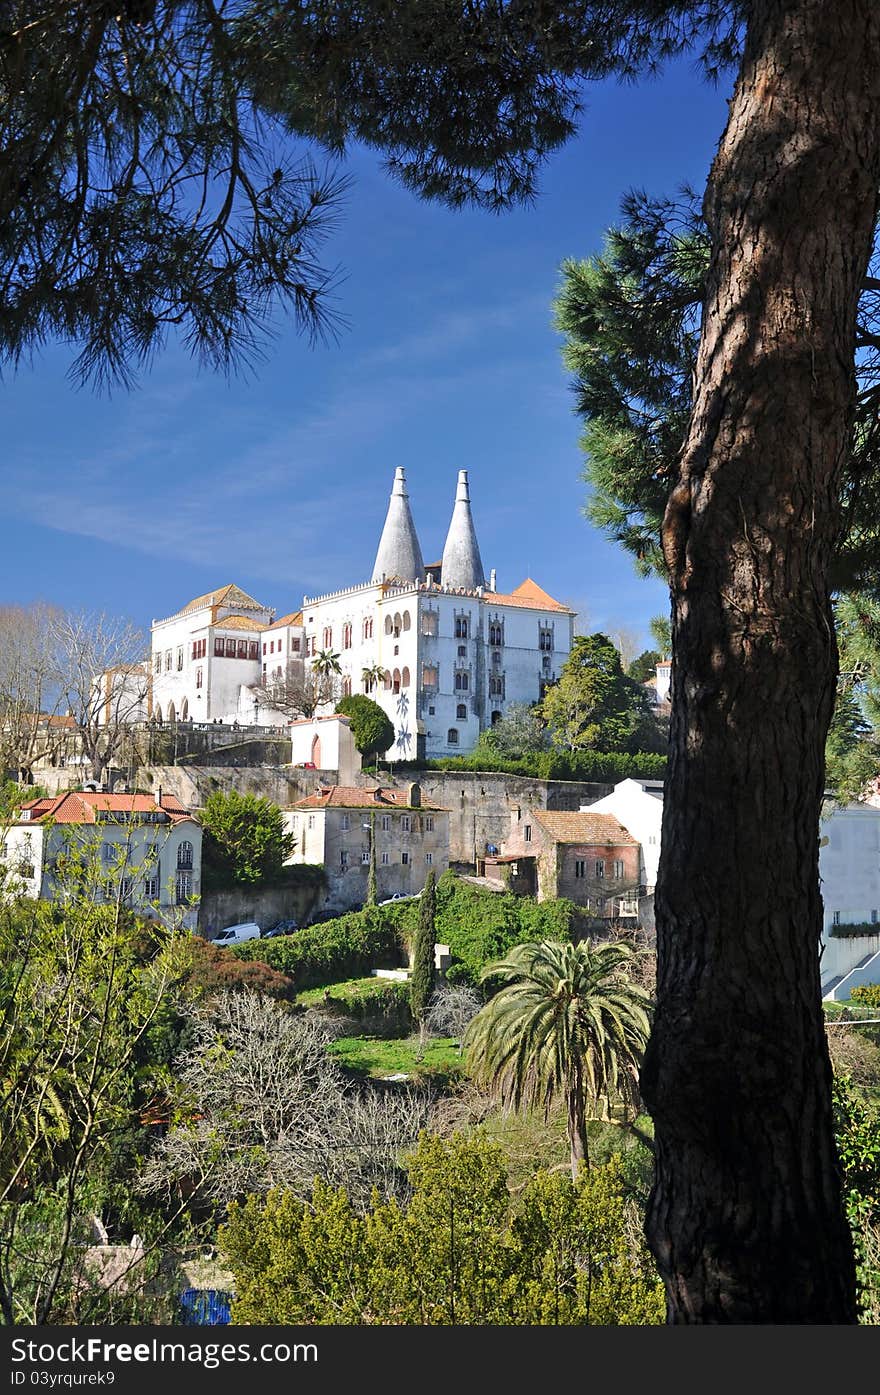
421 749 667 783
828 921 880 938
232 908 402 989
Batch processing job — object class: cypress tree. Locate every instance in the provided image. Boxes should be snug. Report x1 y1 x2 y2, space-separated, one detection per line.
411 870 436 1057
366 812 377 907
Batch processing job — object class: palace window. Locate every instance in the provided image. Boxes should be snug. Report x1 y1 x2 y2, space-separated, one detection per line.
447 728 459 745
195 667 203 689
343 622 353 649
489 621 503 646
322 627 333 649
456 704 467 720
454 671 469 692
455 616 469 639
539 626 553 652
421 611 438 637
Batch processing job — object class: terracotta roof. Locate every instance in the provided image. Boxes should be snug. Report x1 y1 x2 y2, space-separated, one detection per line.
18 791 196 826
181 584 267 615
486 578 573 614
266 611 303 631
531 810 638 846
214 614 268 632
291 785 447 812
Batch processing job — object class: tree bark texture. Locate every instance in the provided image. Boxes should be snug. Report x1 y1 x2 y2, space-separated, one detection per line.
641 0 880 1323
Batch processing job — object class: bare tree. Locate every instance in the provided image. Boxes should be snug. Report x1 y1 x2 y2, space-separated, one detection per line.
0 603 65 783
265 660 340 720
139 993 430 1213
426 984 482 1055
52 611 149 787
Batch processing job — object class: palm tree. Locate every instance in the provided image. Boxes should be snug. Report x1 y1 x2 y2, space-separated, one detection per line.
312 649 342 679
463 938 651 1180
361 662 386 694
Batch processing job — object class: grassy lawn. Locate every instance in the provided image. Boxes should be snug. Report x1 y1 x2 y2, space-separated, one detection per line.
327 1033 466 1084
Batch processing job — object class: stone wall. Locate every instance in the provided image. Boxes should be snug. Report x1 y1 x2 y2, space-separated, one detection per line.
200 878 325 936
388 771 613 865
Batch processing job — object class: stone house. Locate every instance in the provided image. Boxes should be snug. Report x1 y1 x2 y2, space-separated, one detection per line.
284 781 450 913
484 805 641 920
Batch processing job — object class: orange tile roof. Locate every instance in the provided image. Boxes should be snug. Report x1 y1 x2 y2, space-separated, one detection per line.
266 611 303 631
181 583 267 615
18 791 196 826
486 578 573 613
531 810 638 846
214 614 268 632
291 785 447 812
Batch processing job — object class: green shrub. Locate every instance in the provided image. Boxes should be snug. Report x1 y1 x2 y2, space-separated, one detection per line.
305 977 413 1036
850 984 880 1008
232 907 402 989
830 922 880 938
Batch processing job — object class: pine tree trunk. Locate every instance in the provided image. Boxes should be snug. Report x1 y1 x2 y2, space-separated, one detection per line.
641 0 880 1323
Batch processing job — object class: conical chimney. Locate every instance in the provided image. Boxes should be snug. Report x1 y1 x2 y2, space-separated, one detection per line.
440 470 485 590
372 468 424 583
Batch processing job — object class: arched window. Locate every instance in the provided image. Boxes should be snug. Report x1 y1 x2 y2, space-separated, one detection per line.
392 669 401 695
363 617 373 640
153 705 162 723
342 675 352 697
454 671 469 692
401 666 410 688
383 670 392 690
402 611 411 631
456 703 467 720
342 622 353 649
393 612 402 637
447 728 459 745
167 701 176 723
322 626 333 649
384 615 394 635
491 710 502 725
181 699 189 720
455 616 469 639
177 840 194 870
489 622 503 646
311 734 322 767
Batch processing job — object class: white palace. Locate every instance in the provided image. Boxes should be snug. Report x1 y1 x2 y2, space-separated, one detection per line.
150 468 574 760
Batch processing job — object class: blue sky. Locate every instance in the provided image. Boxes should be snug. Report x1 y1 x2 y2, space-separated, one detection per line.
0 56 732 654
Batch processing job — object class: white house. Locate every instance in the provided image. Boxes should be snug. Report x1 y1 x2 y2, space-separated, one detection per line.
150 583 285 724
1 789 203 931
585 778 665 893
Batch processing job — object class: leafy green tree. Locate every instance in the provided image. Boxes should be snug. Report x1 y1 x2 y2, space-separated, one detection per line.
464 939 651 1180
478 702 550 759
0 894 190 1323
410 870 436 1056
540 633 655 753
627 649 662 685
200 789 294 889
336 694 394 767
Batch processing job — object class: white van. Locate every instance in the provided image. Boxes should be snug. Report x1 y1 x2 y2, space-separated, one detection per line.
212 921 261 946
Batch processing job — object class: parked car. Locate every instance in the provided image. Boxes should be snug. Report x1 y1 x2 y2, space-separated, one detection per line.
378 891 422 906
212 921 261 945
261 919 298 938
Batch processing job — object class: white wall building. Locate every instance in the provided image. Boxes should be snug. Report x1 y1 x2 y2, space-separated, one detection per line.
150 583 289 724
298 468 575 759
148 470 574 758
1 790 203 931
